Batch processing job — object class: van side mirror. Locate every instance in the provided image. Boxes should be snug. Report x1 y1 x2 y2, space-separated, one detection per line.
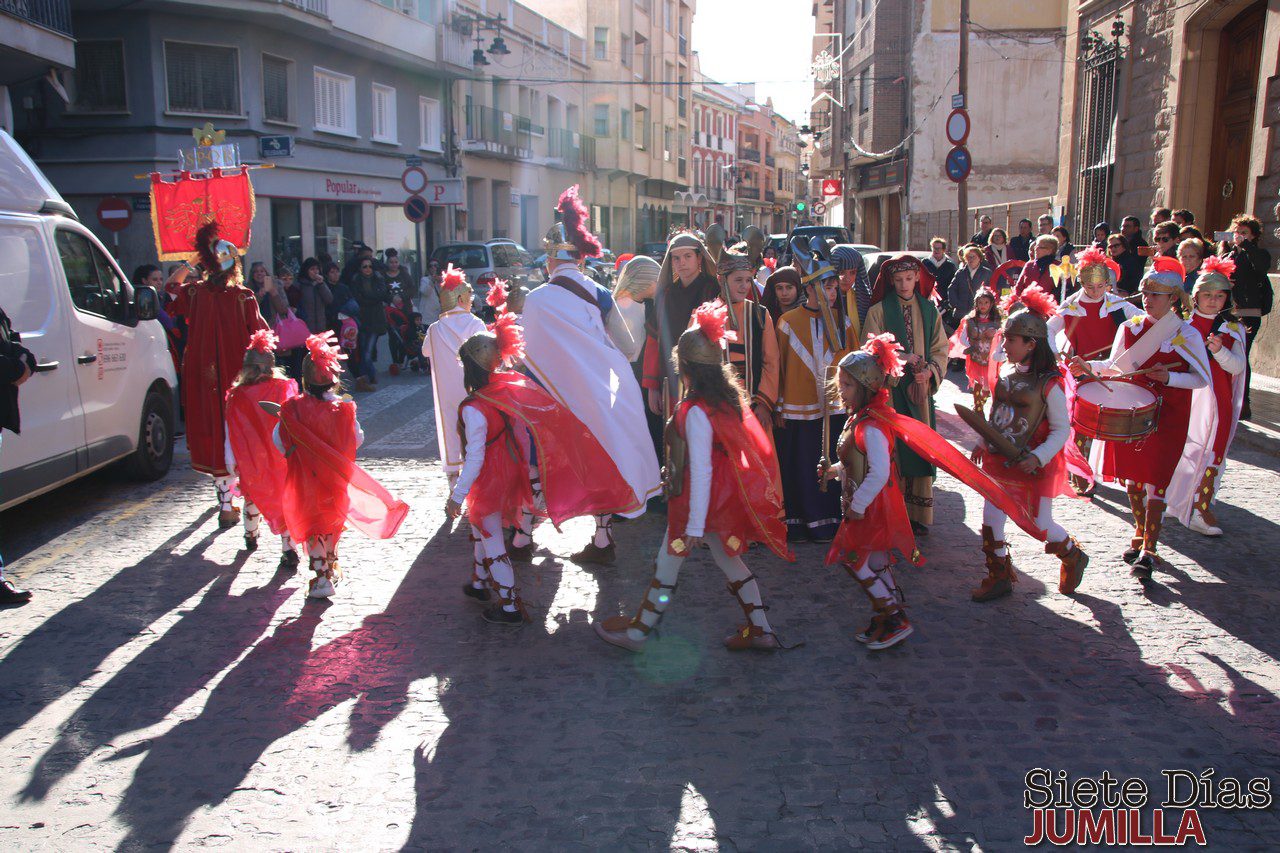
134 285 159 321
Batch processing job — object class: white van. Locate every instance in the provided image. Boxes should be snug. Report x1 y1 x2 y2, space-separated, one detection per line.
0 130 177 511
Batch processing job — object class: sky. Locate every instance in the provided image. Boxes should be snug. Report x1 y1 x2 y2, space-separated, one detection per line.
691 0 816 126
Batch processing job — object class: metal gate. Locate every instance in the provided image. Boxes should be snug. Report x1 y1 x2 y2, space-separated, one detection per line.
1074 38 1123 239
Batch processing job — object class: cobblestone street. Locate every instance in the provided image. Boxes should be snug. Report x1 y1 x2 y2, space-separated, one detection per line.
2 370 1279 850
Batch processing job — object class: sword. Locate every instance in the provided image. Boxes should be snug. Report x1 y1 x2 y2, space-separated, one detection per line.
954 403 1034 469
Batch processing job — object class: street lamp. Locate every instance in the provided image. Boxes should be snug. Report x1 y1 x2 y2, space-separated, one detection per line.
452 11 511 71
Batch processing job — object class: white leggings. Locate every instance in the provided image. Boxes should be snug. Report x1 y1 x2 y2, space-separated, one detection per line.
983 497 1068 555
470 512 518 610
626 534 772 642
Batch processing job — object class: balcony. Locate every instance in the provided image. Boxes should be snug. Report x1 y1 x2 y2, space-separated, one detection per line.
739 187 760 200
463 104 533 160
1 0 71 32
0 0 74 82
284 0 328 15
765 154 776 167
706 187 726 202
548 128 596 171
740 148 760 163
765 190 776 202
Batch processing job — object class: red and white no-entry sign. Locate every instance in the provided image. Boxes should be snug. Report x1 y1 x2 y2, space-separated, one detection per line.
96 197 132 232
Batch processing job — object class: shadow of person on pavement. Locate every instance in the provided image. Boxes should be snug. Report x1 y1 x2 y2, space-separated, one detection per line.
0 510 224 737
18 563 296 802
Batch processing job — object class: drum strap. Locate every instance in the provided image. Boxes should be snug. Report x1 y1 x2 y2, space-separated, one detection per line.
1110 312 1181 375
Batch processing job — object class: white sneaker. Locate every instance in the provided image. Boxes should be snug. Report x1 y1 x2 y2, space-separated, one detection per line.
1187 511 1223 537
308 576 337 599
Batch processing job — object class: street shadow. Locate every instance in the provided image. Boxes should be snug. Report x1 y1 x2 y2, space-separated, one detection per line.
0 510 224 737
19 564 296 802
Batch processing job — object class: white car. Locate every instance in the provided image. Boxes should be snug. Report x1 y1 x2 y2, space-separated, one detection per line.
0 130 177 511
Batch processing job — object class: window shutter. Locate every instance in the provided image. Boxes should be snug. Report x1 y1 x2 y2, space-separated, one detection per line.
263 56 289 122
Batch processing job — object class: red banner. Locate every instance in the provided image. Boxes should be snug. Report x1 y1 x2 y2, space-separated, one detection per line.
149 168 256 261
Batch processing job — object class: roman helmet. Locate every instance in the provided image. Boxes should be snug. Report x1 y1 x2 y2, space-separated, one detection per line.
1191 255 1235 300
1000 284 1058 340
302 331 346 391
439 264 472 313
1076 246 1120 289
459 311 525 373
544 185 602 265
837 332 905 395
676 301 734 366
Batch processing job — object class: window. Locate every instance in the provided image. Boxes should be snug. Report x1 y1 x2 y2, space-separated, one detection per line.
314 67 355 136
635 106 648 149
858 67 871 114
372 83 397 143
56 230 127 323
431 244 488 269
594 27 608 61
621 108 631 140
490 243 523 268
620 35 632 68
262 55 292 123
73 41 127 112
165 42 240 115
593 104 610 137
419 96 443 151
665 0 674 33
314 202 363 258
636 0 650 13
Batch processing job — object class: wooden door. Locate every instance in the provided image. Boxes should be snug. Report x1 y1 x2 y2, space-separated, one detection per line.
885 192 902 250
1204 1 1265 234
862 196 881 246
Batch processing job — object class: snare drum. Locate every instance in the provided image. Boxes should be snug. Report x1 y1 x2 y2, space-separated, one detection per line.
1071 380 1159 443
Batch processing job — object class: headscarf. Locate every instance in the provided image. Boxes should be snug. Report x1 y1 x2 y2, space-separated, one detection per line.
830 245 864 274
870 254 936 304
761 266 802 321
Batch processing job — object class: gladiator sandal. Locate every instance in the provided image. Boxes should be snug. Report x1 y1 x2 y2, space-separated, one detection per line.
1047 537 1089 595
723 575 780 651
463 533 492 602
1132 498 1166 583
972 525 1016 602
215 478 240 529
843 561 897 644
571 516 616 566
594 571 676 652
1188 466 1223 537
307 554 339 599
1123 483 1147 564
482 558 526 626
242 503 261 552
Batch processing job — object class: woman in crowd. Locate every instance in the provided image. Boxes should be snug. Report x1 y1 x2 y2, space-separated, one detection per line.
984 228 1011 269
1052 227 1075 262
295 258 334 336
1178 238 1207 293
948 244 992 319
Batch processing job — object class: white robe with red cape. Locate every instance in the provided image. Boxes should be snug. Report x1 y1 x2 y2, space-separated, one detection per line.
520 267 660 516
425 307 486 476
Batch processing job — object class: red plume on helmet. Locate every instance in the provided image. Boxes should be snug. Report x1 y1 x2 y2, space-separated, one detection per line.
247 329 278 354
441 264 467 292
486 278 509 310
1151 255 1186 278
1200 255 1236 279
194 220 221 272
762 257 777 271
692 300 737 348
1078 246 1108 269
557 185 602 259
1014 283 1059 319
305 331 346 382
862 332 905 379
488 310 525 365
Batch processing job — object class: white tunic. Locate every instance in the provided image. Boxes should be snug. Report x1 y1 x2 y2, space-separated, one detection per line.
425 308 486 475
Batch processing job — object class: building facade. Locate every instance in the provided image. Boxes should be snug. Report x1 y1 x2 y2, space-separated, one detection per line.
733 91 776 234
1 0 75 133
689 63 736 230
13 0 461 277
773 114 803 230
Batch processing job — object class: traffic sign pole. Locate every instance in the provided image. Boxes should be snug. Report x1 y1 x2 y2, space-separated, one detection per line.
957 0 970 248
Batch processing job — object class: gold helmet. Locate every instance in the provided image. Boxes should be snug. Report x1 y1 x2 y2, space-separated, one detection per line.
1076 246 1118 288
439 264 472 313
302 332 346 390
1192 255 1235 297
675 301 732 366
837 333 905 394
460 311 525 373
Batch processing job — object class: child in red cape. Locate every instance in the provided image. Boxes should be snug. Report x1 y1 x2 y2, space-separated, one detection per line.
595 301 795 654
274 332 408 599
444 310 637 626
947 286 1002 415
224 329 299 570
971 286 1089 602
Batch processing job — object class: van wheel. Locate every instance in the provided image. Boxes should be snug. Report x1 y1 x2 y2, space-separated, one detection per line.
124 391 174 481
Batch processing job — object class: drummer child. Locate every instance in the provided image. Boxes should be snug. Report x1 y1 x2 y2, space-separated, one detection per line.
972 286 1089 602
1070 257 1209 583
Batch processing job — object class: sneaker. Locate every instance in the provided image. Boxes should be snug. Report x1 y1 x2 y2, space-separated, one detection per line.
854 615 885 644
244 533 259 553
481 605 524 626
571 541 616 566
1188 511 1223 537
866 614 913 650
0 578 32 604
462 583 491 602
277 551 300 574
308 575 337 599
594 616 646 652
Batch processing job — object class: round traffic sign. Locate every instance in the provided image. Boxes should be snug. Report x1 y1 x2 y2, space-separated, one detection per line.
403 194 429 223
945 108 970 146
812 201 827 216
400 166 428 195
97 197 132 232
945 146 972 183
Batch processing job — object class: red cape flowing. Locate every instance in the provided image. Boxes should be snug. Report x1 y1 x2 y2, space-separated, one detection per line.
225 377 298 535
826 416 919 567
974 374 1079 509
862 390 1047 540
465 372 638 527
278 395 408 542
667 400 794 561
169 279 268 475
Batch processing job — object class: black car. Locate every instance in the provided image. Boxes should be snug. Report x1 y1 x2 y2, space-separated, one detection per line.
637 242 667 262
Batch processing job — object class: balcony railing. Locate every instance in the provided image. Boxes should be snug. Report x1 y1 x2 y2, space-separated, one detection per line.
739 187 760 200
740 148 760 163
765 154 776 167
464 104 532 158
706 187 726 202
1 0 72 34
548 128 596 171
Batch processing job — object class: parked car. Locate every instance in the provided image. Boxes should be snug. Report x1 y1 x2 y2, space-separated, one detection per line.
637 242 667 262
0 130 177 511
429 239 541 315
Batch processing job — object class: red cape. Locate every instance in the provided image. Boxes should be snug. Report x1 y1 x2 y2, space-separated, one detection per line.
278 394 408 542
464 372 637 527
169 279 268 475
826 415 919 566
667 400 794 561
225 377 298 535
